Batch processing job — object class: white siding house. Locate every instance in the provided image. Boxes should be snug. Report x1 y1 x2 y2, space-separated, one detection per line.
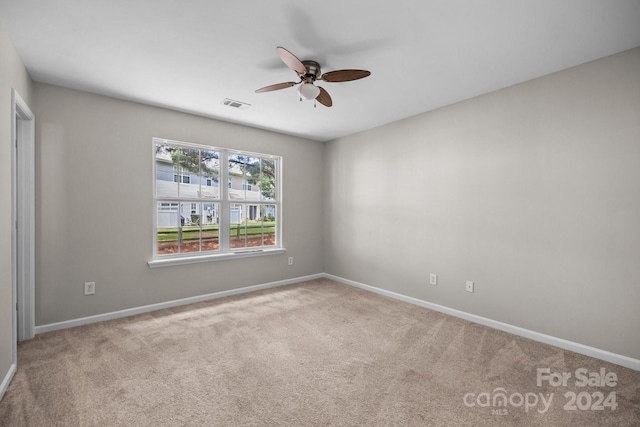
155 152 265 227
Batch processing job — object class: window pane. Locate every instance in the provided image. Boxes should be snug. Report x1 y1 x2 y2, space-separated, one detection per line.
228 204 277 249
157 201 179 254
245 156 261 201
180 202 201 253
155 143 179 198
260 158 276 201
178 147 199 199
261 205 277 247
228 154 245 201
229 204 247 249
200 150 220 199
202 202 219 251
229 154 261 202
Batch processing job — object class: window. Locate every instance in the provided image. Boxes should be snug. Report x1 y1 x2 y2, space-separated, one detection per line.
173 167 191 184
159 202 178 212
153 138 281 260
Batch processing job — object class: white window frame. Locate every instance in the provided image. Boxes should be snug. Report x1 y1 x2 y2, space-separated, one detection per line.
149 138 284 268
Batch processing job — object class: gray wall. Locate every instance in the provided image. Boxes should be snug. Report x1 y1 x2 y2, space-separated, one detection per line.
324 48 640 360
34 84 324 325
0 23 33 387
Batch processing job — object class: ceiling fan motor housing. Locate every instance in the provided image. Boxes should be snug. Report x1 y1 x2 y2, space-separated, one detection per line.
301 60 321 80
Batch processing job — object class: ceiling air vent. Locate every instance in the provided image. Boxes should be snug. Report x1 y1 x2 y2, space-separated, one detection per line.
221 98 251 110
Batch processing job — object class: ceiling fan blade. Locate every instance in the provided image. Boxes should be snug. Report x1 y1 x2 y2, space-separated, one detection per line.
276 46 307 75
255 82 298 93
321 69 371 82
316 86 332 107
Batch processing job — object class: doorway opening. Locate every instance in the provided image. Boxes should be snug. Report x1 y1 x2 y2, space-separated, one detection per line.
11 89 35 356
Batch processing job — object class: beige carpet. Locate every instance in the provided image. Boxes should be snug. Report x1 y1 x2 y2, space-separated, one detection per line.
1 278 639 426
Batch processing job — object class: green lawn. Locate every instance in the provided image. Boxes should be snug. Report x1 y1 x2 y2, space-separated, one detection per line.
158 222 275 241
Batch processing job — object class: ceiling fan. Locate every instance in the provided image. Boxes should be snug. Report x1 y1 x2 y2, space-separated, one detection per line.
255 46 371 107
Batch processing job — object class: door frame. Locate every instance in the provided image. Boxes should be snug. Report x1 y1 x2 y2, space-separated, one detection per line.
11 89 35 352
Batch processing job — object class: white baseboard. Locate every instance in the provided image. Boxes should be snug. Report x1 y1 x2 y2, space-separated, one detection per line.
0 363 16 402
35 274 324 335
324 273 640 372
32 271 639 371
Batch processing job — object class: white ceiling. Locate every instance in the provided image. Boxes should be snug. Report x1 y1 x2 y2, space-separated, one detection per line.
1 0 639 142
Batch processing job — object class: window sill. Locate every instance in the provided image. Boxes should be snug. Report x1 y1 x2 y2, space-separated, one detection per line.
147 248 286 268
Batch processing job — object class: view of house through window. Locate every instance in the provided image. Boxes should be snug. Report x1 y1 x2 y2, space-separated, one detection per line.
154 138 280 257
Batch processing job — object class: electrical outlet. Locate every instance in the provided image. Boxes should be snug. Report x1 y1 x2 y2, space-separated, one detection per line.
429 273 438 286
84 282 95 295
466 281 474 293
288 257 294 266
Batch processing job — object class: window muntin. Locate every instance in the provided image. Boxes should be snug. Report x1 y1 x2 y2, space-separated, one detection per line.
153 138 280 258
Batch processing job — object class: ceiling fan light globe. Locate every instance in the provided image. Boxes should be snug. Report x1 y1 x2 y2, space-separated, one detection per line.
298 83 321 100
